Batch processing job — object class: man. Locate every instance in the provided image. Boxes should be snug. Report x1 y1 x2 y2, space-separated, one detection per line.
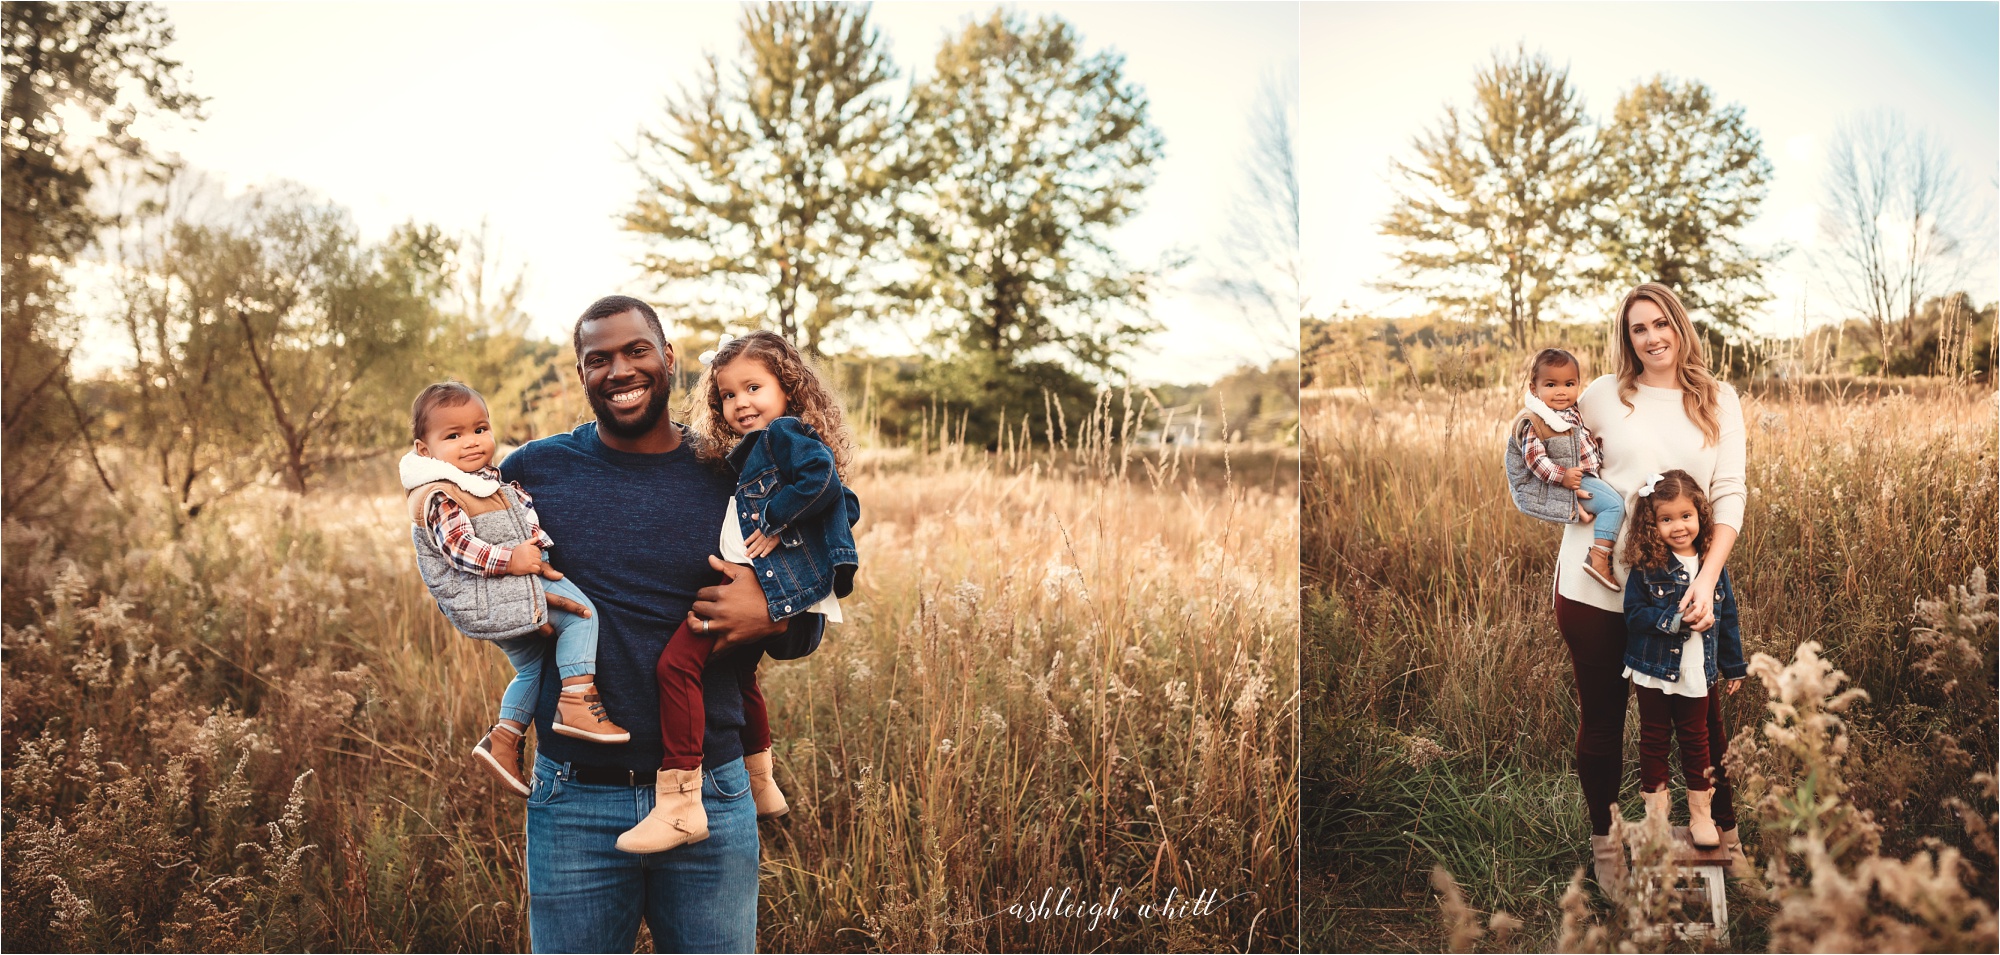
500 295 823 952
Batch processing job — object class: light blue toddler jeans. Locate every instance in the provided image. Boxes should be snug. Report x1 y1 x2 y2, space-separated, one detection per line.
491 576 596 726
1578 475 1625 541
525 754 759 952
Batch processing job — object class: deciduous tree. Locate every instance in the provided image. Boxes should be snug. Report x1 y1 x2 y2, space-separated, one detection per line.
2 0 200 516
1819 111 1975 366
627 1 901 356
900 10 1162 374
1591 76 1776 334
1209 67 1301 361
1379 46 1594 346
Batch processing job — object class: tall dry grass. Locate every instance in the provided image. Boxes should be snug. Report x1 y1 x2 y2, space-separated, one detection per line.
2 438 1297 952
1301 382 1997 951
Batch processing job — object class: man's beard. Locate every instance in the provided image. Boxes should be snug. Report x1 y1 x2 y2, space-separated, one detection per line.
589 380 672 439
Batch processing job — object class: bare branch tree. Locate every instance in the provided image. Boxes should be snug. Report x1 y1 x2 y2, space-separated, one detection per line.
1818 111 1974 366
1207 66 1301 361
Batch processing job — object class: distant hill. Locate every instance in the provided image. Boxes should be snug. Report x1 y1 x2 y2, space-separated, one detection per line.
1146 358 1299 445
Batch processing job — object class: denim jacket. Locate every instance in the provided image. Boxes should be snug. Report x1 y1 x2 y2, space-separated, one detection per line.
725 416 860 624
1623 560 1746 685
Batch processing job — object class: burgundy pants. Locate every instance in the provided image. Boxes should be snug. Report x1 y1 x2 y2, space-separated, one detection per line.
1634 684 1712 793
656 621 772 772
1554 593 1737 835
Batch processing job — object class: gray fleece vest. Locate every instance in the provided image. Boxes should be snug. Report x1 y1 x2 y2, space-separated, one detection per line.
1504 416 1583 525
408 483 548 641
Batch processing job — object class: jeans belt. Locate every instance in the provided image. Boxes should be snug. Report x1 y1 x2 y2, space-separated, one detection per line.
569 763 658 786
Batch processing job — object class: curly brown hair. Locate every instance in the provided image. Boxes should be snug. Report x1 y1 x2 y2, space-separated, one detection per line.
688 331 853 478
1624 468 1713 571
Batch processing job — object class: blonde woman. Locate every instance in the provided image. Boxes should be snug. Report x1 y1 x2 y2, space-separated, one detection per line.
1555 283 1747 888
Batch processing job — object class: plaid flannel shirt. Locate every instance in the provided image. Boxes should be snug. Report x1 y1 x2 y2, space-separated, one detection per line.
1518 406 1603 485
423 466 556 577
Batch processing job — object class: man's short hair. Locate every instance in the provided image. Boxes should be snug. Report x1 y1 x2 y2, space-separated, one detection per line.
573 295 666 359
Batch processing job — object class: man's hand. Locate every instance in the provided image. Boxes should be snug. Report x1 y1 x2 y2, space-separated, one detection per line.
1561 467 1584 491
743 529 779 560
689 555 783 653
506 543 547 577
536 587 590 636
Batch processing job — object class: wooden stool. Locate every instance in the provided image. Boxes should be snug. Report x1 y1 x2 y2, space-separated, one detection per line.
1663 825 1733 942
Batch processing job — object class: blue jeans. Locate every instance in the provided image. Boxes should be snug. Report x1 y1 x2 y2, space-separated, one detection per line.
1578 475 1625 541
492 577 597 726
525 753 759 953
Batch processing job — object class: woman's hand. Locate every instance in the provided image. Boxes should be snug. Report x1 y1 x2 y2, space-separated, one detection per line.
1680 573 1719 632
742 529 779 559
1726 677 1743 696
1681 525 1740 634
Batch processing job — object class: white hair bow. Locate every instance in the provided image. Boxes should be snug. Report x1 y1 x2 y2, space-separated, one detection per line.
1636 473 1666 497
698 333 738 366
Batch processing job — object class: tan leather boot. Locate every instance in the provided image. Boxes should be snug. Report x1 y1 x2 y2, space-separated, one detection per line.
1719 825 1741 858
744 750 789 820
472 723 531 797
1641 787 1672 835
615 768 709 854
552 685 631 743
1686 787 1720 848
1590 834 1627 892
1583 541 1622 592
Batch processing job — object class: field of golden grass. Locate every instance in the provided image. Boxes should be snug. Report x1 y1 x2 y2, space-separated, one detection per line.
1301 382 1997 951
2 443 1297 952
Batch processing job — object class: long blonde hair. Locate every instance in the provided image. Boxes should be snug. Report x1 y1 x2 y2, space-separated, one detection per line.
1612 283 1722 446
689 331 853 478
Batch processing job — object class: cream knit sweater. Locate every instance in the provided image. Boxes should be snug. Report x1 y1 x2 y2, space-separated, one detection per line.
1557 374 1747 613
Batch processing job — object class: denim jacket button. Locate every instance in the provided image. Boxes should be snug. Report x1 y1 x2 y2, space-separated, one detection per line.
783 605 792 613
765 570 774 577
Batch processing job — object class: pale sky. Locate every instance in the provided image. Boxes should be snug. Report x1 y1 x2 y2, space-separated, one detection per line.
136 1 1299 385
1301 1 2000 337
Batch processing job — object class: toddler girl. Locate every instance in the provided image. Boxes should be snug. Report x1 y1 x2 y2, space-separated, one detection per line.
1621 469 1745 848
401 382 630 797
616 331 859 854
1507 348 1624 590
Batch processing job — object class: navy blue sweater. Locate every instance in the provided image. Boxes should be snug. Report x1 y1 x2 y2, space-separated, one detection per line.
501 422 820 772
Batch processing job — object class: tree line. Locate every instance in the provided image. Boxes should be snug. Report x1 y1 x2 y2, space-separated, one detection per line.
2 2 1224 522
1374 45 1990 379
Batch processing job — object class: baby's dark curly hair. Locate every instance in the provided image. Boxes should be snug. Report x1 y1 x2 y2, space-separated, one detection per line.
1624 468 1713 571
688 331 853 478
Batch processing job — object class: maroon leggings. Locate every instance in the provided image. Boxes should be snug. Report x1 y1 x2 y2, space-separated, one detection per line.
1555 592 1737 835
656 620 771 772
1634 684 1713 793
